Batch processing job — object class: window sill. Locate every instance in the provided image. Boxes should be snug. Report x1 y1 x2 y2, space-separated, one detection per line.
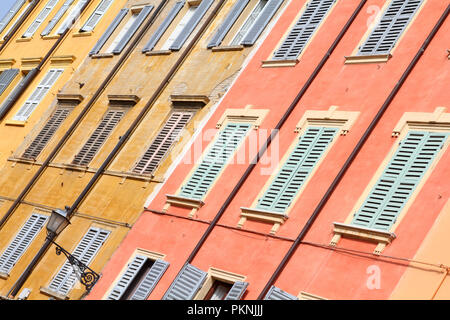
211 45 244 52
5 120 26 126
164 194 204 218
299 291 327 300
91 53 114 59
261 59 299 68
239 207 287 235
40 287 68 300
331 222 396 255
72 31 92 38
16 37 32 42
344 54 392 65
42 35 60 40
145 50 172 56
0 272 9 280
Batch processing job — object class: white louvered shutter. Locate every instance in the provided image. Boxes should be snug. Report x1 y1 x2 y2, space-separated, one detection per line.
129 259 169 300
41 0 74 36
162 263 207 300
56 0 88 34
23 0 59 38
0 0 26 34
264 285 299 300
79 0 113 32
224 281 249 300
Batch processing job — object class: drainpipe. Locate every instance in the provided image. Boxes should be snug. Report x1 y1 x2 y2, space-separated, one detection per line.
431 265 450 300
257 4 450 300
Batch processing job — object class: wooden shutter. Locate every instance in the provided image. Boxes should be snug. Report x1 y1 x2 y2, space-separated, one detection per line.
162 263 207 300
0 213 48 274
130 259 170 300
89 8 128 56
56 0 88 34
207 0 250 48
48 227 110 296
41 0 74 36
142 0 185 53
273 0 334 60
22 107 72 159
352 131 448 230
0 0 26 34
179 122 251 200
358 0 423 56
80 0 113 32
169 0 214 51
133 111 193 175
0 68 19 96
224 281 249 300
13 68 63 122
241 0 283 46
23 0 59 38
264 285 298 300
257 127 338 213
111 5 154 54
72 109 126 166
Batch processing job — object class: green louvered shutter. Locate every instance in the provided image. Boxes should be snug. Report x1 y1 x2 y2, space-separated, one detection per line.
0 0 26 34
80 0 113 32
41 0 74 36
0 68 19 96
264 285 298 300
257 127 338 213
357 0 423 56
162 263 207 300
224 281 249 300
23 0 59 38
352 131 448 230
178 122 251 200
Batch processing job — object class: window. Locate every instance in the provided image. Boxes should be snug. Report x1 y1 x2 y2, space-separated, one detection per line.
0 0 26 35
22 0 59 38
79 0 113 33
2 0 32 40
230 0 267 45
204 281 232 300
0 69 19 96
104 11 139 53
41 0 73 36
264 286 298 300
55 0 88 34
160 4 197 50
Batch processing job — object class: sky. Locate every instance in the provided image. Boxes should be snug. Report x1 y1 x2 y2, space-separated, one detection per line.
0 0 18 21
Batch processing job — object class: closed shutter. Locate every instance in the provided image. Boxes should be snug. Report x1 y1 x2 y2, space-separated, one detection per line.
111 5 154 54
169 0 214 51
257 127 338 213
241 0 283 46
22 107 72 159
0 68 19 96
224 281 249 300
41 0 74 36
0 0 26 34
352 131 448 230
106 255 147 300
0 213 48 274
162 263 207 300
80 0 113 32
13 68 63 122
130 259 170 300
142 0 185 53
23 0 59 38
56 0 89 34
72 109 126 166
358 0 423 56
89 8 128 56
133 111 193 175
264 286 298 300
179 122 251 200
273 0 334 60
207 0 250 48
48 227 110 296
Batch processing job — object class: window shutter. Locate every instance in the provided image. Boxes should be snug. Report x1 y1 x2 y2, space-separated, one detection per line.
130 259 170 300
257 127 338 213
241 0 283 46
264 286 298 300
142 1 185 53
41 0 74 36
352 131 448 230
179 122 251 200
133 111 193 175
0 68 19 96
22 107 72 159
111 5 154 54
13 68 63 122
56 0 89 34
224 281 249 300
207 0 250 48
169 0 214 51
273 0 334 60
48 227 110 296
358 0 423 56
0 0 26 34
0 213 48 274
23 0 59 38
106 255 147 300
89 8 128 56
72 109 126 166
80 0 113 32
162 263 207 300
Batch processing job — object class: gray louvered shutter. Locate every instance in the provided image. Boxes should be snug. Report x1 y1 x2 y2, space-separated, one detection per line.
111 5 153 54
130 259 170 300
72 109 126 166
142 0 185 52
207 0 250 48
80 0 113 32
89 8 128 56
273 0 334 60
0 213 48 274
169 0 214 51
22 107 72 159
0 68 19 96
264 286 298 300
41 0 74 36
241 0 283 46
0 0 26 34
23 0 58 38
358 0 423 56
162 263 207 300
224 281 249 300
133 111 193 175
48 227 110 296
106 255 147 300
57 0 89 34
